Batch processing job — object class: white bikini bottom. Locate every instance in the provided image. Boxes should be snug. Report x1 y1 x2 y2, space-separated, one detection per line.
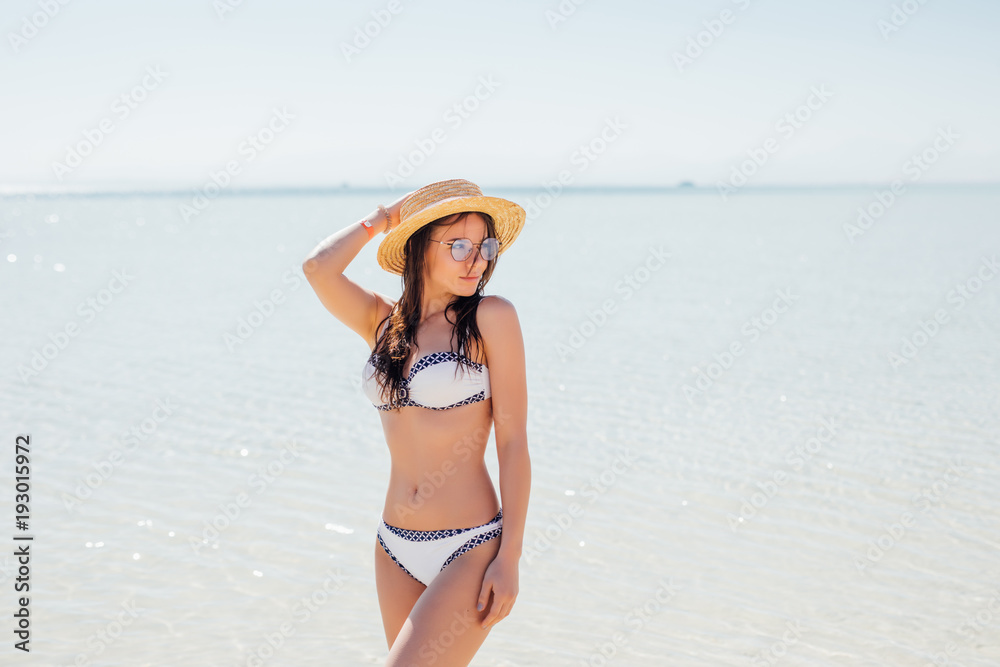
376 509 503 587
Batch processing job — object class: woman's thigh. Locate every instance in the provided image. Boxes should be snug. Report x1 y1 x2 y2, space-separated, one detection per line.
374 539 427 650
385 536 501 666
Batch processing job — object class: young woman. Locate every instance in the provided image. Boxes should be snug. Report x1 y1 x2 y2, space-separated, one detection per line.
302 179 531 665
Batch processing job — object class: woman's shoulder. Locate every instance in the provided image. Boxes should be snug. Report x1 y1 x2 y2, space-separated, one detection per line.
478 294 516 312
476 295 520 334
475 295 523 370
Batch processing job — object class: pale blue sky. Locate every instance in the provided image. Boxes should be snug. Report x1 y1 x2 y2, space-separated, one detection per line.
2 0 997 190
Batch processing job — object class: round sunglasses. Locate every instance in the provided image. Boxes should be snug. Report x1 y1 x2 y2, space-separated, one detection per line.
432 236 500 262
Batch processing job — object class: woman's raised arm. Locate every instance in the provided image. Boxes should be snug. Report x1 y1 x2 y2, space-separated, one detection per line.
302 193 408 347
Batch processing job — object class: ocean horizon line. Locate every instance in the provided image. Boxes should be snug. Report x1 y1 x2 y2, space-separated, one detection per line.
1 181 998 198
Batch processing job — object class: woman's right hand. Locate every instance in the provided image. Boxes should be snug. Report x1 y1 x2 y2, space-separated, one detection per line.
383 190 415 232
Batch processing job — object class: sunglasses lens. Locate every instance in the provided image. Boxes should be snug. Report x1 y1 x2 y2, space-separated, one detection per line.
449 237 500 262
481 237 499 260
450 239 473 261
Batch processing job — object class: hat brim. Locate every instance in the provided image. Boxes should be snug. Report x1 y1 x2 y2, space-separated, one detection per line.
376 195 525 276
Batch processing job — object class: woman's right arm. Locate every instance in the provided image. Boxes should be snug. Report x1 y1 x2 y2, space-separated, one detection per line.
302 194 408 348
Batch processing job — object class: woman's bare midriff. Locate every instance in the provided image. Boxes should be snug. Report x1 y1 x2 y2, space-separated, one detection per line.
378 398 499 530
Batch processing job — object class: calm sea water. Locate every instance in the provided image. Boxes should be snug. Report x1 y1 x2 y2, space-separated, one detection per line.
1 187 998 666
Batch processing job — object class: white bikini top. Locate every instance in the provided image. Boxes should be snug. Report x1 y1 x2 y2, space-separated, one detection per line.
362 350 491 411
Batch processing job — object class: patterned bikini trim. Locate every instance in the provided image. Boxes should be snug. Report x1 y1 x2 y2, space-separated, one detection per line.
440 526 503 571
376 532 423 585
382 509 503 541
406 351 485 380
374 391 486 411
369 350 488 411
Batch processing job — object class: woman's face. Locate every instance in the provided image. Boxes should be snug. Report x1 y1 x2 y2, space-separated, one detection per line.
423 212 490 296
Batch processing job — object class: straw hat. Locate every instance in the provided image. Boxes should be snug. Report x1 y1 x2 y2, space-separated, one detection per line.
377 179 526 276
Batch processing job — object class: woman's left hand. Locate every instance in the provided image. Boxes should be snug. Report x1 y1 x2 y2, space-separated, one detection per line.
477 551 519 629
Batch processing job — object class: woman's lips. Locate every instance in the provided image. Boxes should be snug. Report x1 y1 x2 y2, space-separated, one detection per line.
460 276 480 281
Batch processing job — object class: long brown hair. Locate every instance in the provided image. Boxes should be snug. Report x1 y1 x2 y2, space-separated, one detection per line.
369 211 499 411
